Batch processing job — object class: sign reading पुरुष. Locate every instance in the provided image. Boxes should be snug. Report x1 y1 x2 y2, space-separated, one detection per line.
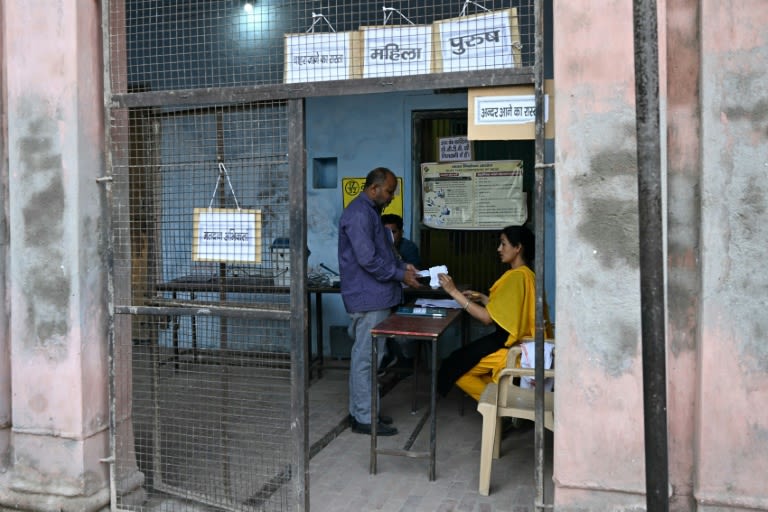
192 208 262 264
435 8 521 73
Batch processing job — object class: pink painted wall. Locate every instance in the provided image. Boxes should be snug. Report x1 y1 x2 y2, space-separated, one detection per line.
0 0 11 474
0 1 112 508
696 1 768 510
554 0 768 510
553 0 648 508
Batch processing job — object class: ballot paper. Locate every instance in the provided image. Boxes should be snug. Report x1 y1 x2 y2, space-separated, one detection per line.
519 341 555 391
416 265 449 289
415 298 462 309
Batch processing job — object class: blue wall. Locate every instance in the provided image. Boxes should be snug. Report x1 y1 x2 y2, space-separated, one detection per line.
305 90 556 354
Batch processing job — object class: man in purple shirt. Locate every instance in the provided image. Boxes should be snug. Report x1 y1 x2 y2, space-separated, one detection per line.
338 167 421 436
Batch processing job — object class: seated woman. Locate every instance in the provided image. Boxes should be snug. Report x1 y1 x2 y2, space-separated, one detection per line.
436 225 551 401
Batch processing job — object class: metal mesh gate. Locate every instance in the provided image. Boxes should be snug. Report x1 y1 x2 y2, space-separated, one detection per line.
105 1 535 511
110 101 301 511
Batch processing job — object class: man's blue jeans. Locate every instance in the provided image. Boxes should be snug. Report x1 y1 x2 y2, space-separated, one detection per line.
347 308 390 425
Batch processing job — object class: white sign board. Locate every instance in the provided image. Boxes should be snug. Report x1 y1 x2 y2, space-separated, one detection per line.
284 32 355 83
438 136 472 162
362 25 433 78
474 94 549 125
436 9 520 73
192 208 262 263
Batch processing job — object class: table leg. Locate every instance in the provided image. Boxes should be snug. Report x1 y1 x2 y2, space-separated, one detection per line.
430 338 437 481
315 291 324 379
411 340 418 413
172 291 179 372
370 334 378 475
191 292 197 362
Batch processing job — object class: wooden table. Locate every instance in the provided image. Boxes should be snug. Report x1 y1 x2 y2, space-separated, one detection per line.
153 277 462 378
369 308 462 481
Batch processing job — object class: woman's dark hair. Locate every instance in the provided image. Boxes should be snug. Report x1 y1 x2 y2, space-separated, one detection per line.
501 225 535 266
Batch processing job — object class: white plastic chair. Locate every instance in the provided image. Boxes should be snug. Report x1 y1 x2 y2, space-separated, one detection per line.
476 339 555 496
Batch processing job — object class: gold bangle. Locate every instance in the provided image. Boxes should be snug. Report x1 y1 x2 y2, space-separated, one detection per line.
463 300 471 310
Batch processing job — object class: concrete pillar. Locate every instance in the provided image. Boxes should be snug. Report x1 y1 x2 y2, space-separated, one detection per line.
0 0 11 478
665 0 701 510
0 1 112 509
552 0 649 509
696 1 768 510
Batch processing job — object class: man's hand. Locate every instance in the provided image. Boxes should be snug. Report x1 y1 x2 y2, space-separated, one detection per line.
403 266 422 288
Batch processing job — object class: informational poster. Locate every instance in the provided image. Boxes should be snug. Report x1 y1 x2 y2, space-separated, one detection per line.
421 160 526 229
361 25 433 78
342 177 403 217
191 208 262 263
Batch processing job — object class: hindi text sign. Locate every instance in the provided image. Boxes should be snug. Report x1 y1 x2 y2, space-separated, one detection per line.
438 136 472 162
362 25 432 78
284 31 360 83
434 9 521 73
192 208 262 263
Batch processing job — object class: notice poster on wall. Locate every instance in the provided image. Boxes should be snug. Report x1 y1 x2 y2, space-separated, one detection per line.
192 208 262 263
420 160 526 229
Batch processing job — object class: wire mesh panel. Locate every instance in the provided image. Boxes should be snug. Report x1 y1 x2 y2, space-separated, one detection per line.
106 1 537 511
126 103 292 301
129 317 294 511
111 0 535 95
110 99 298 512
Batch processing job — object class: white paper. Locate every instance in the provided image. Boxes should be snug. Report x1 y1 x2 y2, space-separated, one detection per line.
519 341 554 391
415 298 463 309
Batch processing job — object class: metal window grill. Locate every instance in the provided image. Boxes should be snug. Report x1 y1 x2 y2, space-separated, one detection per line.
111 101 297 512
112 0 535 95
106 1 535 511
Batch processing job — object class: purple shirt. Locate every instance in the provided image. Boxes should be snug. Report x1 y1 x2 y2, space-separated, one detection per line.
338 193 406 313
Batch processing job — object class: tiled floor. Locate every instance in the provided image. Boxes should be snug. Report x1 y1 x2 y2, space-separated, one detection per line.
129 351 552 512
308 367 554 512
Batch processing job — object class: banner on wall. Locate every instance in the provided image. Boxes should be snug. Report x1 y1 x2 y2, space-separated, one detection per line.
420 160 526 229
342 177 404 217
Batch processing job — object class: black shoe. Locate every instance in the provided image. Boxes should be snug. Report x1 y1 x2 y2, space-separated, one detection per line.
349 414 393 426
351 421 398 436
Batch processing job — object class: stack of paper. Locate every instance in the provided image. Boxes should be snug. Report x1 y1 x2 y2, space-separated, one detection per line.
415 298 463 309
